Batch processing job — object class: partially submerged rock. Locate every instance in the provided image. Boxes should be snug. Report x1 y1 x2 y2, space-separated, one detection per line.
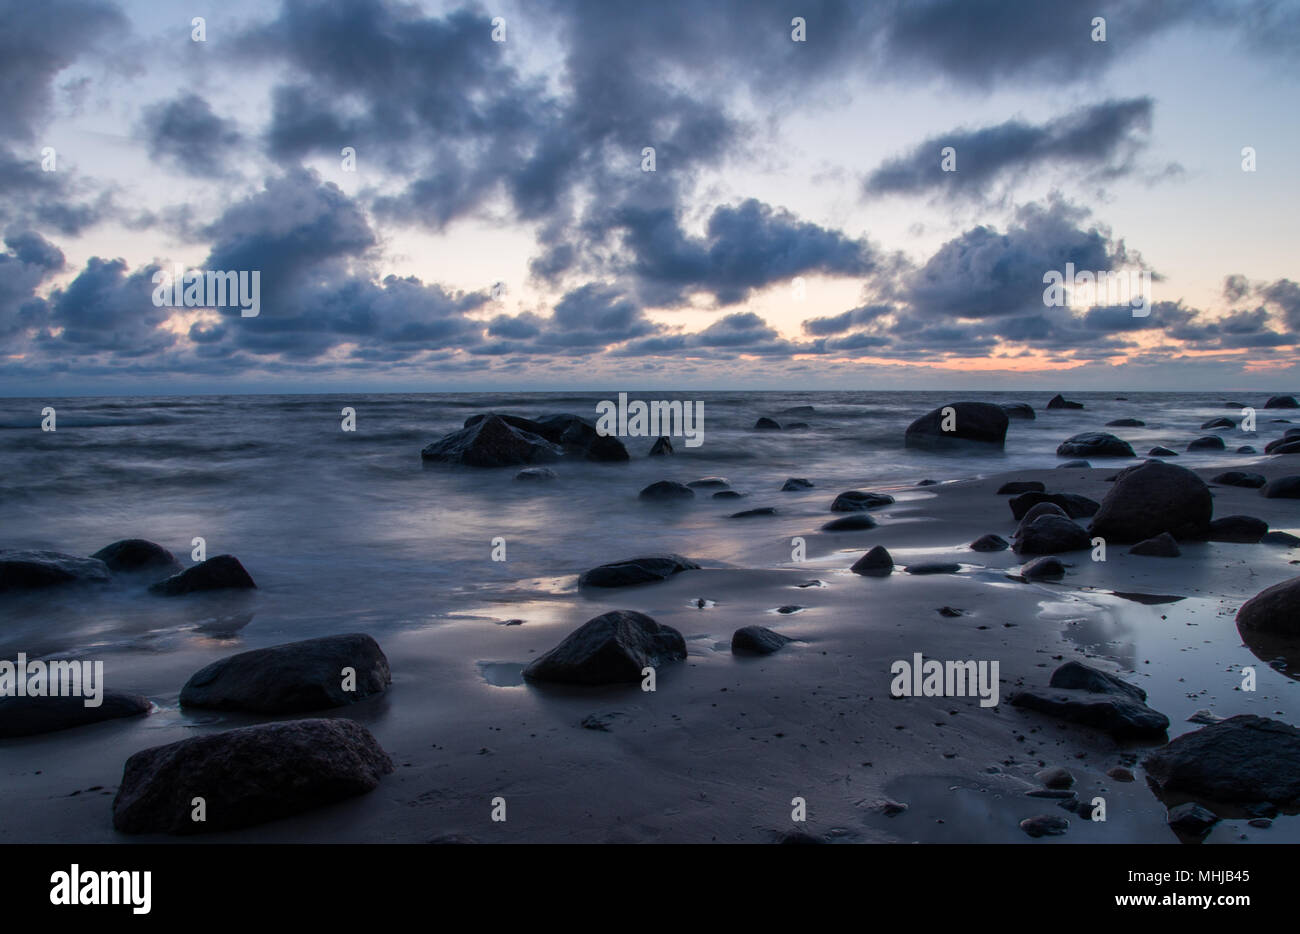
112 718 394 834
0 550 110 593
1236 575 1300 636
90 539 182 575
1143 715 1300 806
831 490 895 511
1056 432 1135 458
1021 556 1066 580
1148 446 1179 457
148 555 256 596
1212 471 1266 489
638 480 695 501
904 402 1008 450
822 514 877 531
0 692 150 738
179 634 391 714
754 417 781 430
578 554 699 588
1000 402 1036 420
422 414 564 467
905 562 961 575
523 610 686 685
1167 802 1219 838
514 467 558 481
648 436 673 456
1046 394 1084 410
781 477 814 491
1264 395 1299 409
1187 435 1226 452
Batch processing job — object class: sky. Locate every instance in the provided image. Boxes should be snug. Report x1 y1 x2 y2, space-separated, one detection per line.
1 0 1298 395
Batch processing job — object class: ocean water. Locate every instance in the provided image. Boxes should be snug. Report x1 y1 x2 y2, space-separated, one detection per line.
0 390 1280 659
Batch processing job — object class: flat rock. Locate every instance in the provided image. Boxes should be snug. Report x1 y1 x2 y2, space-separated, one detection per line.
179 634 391 714
831 490 895 511
523 610 686 685
1208 515 1268 543
1087 460 1212 543
1143 715 1300 806
0 692 150 738
1261 531 1300 546
0 550 110 593
90 539 182 575
1056 432 1135 458
148 555 256 596
729 507 776 518
822 514 877 531
112 718 394 834
578 554 699 588
1010 661 1167 739
1035 766 1075 789
1129 531 1181 557
731 626 792 655
851 545 893 576
905 562 961 575
1212 471 1266 488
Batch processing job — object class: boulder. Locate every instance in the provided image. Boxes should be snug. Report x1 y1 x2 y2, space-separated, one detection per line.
0 693 150 738
1129 532 1181 557
1236 576 1300 635
1021 556 1066 580
781 478 814 491
1237 446 1256 454
464 412 630 462
1261 531 1300 546
112 719 394 834
754 417 781 430
1056 432 1134 458
970 533 1009 552
422 415 563 467
1107 418 1145 427
1000 403 1036 420
1046 394 1084 410
1020 815 1069 838
1269 439 1300 455
523 610 686 685
148 555 256 596
1264 395 1299 409
1263 476 1300 498
1009 662 1168 739
1148 446 1178 457
90 539 182 575
1208 516 1268 543
0 551 110 592
638 480 695 501
179 634 391 713
1201 417 1235 430
1009 491 1100 520
997 481 1045 495
578 554 699 588
731 626 792 655
1143 715 1300 805
1087 461 1213 543
648 437 673 456
904 402 1008 450
514 467 558 481
851 546 893 576
1187 435 1226 452
1212 471 1266 488
831 490 895 511
1014 515 1091 555
821 514 877 531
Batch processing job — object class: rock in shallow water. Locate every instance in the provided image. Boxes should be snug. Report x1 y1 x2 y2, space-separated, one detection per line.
731 626 792 655
578 554 699 588
523 610 686 685
830 490 895 511
1046 393 1084 410
1236 575 1300 635
1021 556 1066 580
148 555 256 596
0 550 110 592
421 414 563 467
1056 432 1135 458
904 401 1008 450
90 539 182 575
822 514 877 531
781 477 814 491
179 634 391 714
1143 715 1300 806
1187 435 1226 452
851 545 893 576
639 480 695 501
1167 802 1219 838
514 467 558 481
0 693 150 738
112 718 394 834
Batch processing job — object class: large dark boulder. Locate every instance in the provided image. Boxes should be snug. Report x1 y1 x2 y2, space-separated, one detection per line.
149 555 256 596
1056 432 1134 458
422 415 564 467
0 692 150 738
112 719 394 834
461 413 629 461
179 634 391 714
1009 491 1100 520
1009 661 1168 739
1268 439 1300 455
1046 394 1084 410
1014 515 1091 555
0 550 110 592
1143 715 1300 806
90 539 182 575
1148 446 1178 457
1263 476 1300 498
1208 516 1268 543
1087 461 1213 543
1264 395 1299 409
831 490 895 511
904 402 1008 450
578 554 699 588
1237 576 1300 636
1000 403 1036 420
523 610 686 685
754 417 781 430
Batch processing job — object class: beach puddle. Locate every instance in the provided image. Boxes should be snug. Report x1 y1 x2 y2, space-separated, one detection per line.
477 661 526 687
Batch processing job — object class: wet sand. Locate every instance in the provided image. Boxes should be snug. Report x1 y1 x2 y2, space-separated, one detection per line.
3 456 1299 843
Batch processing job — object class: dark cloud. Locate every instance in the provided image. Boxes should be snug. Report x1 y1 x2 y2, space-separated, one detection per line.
802 303 893 336
36 256 174 356
141 93 243 177
864 98 1156 199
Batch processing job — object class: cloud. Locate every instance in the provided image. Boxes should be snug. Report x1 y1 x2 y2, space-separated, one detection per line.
140 93 243 177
